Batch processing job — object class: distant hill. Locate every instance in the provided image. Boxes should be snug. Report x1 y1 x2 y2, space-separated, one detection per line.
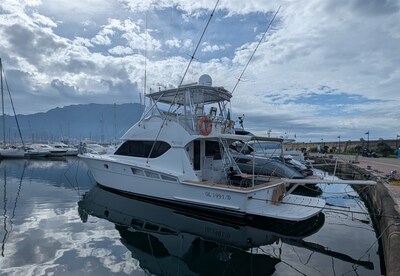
1 103 145 144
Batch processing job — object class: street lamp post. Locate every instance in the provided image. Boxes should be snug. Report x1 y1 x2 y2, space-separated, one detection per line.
365 131 370 152
321 138 324 153
337 135 341 153
396 134 400 152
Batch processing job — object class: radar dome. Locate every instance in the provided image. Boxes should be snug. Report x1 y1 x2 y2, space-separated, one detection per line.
199 74 212 86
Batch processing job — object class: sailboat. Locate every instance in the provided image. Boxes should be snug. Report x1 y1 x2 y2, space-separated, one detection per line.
79 74 328 222
0 58 26 158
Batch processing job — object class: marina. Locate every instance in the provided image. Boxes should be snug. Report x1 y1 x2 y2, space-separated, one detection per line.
0 157 383 275
1 1 399 275
1 71 398 275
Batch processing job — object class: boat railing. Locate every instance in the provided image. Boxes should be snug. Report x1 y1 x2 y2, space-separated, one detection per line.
172 113 233 135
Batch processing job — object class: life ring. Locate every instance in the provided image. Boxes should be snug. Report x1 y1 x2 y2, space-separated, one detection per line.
198 116 212 136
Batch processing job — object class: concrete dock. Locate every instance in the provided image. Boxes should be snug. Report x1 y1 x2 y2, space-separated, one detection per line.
311 154 400 276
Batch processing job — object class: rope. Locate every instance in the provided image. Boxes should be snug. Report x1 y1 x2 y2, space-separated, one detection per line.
350 221 400 274
231 6 281 95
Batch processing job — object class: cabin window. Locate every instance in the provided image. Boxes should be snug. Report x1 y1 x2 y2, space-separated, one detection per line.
193 140 200 170
145 171 160 179
161 175 177 182
115 141 171 158
205 141 221 160
159 227 176 234
131 218 143 227
144 223 159 231
131 168 144 176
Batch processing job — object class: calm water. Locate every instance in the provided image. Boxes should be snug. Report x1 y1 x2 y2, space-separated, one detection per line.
0 158 382 275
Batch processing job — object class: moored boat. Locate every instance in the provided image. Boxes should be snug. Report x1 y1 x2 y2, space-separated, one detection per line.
51 142 78 156
0 58 28 159
0 146 26 158
27 143 67 157
79 75 325 222
78 185 325 275
229 138 306 179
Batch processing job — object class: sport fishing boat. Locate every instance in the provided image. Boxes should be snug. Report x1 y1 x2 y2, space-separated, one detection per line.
79 74 325 222
78 185 325 275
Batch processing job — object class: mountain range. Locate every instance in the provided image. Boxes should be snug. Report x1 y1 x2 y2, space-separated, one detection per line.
1 103 145 144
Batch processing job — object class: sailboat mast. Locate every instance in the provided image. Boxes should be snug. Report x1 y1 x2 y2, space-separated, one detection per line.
1 58 5 148
142 12 148 107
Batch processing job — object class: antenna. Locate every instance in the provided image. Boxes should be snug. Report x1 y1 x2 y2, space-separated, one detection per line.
142 12 148 107
113 103 117 145
231 6 281 95
146 0 220 163
1 58 5 148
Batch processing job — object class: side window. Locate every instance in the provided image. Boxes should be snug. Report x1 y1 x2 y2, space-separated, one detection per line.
115 141 171 158
205 141 221 160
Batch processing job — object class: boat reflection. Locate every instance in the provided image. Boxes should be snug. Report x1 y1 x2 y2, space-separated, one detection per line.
78 185 326 275
1 160 27 257
0 158 94 191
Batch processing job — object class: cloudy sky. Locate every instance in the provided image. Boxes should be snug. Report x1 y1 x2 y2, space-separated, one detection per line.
1 0 399 142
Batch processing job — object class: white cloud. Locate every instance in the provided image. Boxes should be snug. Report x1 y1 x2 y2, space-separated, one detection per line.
165 37 181 48
38 0 120 23
91 34 112 45
32 12 58 28
0 0 399 141
201 42 229 53
108 45 133 55
73 37 94 47
183 38 193 48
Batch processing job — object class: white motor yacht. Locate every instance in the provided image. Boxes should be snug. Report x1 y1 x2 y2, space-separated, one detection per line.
79 75 325 222
26 143 67 157
0 146 26 158
51 142 78 156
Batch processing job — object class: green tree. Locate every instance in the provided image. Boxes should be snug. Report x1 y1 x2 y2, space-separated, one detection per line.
376 142 393 157
354 145 363 154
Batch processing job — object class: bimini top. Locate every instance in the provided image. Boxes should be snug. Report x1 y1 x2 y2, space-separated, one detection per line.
146 75 232 105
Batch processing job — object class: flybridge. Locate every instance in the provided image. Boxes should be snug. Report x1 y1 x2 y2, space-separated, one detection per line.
142 74 234 135
146 75 232 106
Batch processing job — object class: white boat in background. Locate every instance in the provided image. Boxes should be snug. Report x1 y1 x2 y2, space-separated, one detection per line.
229 138 306 179
80 143 108 155
80 75 326 222
248 139 313 176
0 146 26 158
27 143 67 157
51 142 78 156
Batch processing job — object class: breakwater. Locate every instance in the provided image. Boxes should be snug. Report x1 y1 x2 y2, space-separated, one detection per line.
311 156 400 276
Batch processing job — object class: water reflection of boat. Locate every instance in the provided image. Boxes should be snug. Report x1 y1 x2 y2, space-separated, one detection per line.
78 185 325 275
0 158 95 193
1 159 27 256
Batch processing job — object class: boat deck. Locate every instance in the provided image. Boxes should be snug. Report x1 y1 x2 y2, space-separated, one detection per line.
182 174 284 190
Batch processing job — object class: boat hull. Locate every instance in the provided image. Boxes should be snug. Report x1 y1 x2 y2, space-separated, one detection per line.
0 148 26 158
80 154 325 222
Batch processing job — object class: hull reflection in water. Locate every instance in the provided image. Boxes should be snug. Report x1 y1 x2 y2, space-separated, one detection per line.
78 185 325 275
